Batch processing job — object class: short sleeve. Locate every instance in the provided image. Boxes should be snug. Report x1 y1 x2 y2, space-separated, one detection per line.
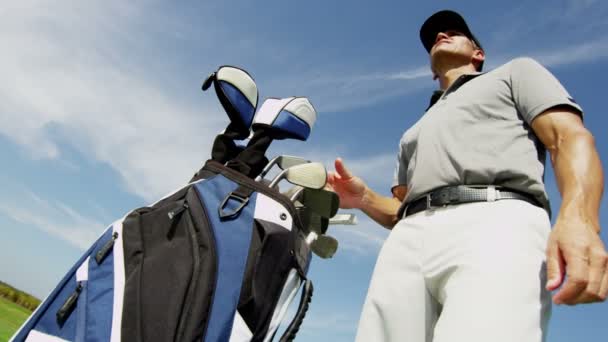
391 138 408 191
510 57 583 124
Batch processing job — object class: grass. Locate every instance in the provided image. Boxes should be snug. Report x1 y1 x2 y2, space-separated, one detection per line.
0 296 32 342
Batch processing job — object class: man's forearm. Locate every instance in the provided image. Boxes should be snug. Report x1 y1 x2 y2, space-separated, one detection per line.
360 189 402 229
552 130 604 230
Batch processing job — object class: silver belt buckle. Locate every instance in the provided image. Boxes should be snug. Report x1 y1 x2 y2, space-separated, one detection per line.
486 185 497 202
426 194 433 209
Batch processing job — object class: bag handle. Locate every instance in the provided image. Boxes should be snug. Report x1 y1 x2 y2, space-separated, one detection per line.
279 279 313 342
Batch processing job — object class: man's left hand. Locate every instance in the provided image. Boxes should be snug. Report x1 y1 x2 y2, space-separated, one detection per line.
546 217 608 305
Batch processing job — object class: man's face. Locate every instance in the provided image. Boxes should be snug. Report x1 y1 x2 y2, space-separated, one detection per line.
429 30 483 71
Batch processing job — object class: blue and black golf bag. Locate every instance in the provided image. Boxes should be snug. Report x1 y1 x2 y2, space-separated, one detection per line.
11 66 317 342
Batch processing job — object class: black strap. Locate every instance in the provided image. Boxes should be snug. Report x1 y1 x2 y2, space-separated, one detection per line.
211 121 250 165
227 127 273 178
279 279 313 342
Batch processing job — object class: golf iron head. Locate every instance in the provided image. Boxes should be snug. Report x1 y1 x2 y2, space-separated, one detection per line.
268 162 327 190
306 231 338 259
298 188 339 219
256 155 311 181
297 205 329 235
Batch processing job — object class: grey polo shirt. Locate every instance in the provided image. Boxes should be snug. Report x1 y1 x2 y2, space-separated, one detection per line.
392 57 583 216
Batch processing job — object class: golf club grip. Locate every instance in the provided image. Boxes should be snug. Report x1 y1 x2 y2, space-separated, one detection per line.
279 279 314 342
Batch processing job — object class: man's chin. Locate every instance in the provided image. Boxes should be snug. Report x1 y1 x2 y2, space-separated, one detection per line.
431 50 468 66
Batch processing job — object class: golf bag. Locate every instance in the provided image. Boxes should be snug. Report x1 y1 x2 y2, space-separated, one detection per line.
11 161 313 342
11 66 316 342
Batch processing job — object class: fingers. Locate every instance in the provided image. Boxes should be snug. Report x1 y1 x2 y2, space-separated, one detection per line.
553 253 588 305
334 158 353 180
545 239 564 291
585 248 607 296
552 245 608 305
600 262 608 300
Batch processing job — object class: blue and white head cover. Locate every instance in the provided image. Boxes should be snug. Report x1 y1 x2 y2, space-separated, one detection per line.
252 97 317 141
203 66 259 134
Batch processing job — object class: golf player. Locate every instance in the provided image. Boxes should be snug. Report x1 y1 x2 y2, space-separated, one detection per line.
326 9 607 342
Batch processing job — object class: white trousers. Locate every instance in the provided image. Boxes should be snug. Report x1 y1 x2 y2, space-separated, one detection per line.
355 200 552 342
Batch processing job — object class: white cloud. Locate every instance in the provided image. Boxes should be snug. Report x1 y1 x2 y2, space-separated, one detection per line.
0 1 227 201
387 67 431 80
534 37 608 68
483 36 608 72
264 65 432 113
0 190 105 250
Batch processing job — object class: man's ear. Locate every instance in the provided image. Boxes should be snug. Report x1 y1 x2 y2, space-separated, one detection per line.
472 49 485 69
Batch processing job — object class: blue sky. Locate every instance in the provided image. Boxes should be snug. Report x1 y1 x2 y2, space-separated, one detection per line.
1 0 607 341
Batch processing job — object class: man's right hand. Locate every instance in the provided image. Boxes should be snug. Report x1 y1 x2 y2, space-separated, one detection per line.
326 158 368 209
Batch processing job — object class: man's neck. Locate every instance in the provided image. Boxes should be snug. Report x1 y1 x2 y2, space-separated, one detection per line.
436 65 478 90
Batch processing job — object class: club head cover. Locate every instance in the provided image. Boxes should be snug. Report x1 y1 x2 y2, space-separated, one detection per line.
202 66 259 135
252 97 317 141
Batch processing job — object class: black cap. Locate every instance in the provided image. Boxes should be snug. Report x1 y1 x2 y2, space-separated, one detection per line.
420 10 484 70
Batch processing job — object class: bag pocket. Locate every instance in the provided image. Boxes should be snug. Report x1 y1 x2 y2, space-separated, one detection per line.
121 185 216 342
238 218 297 341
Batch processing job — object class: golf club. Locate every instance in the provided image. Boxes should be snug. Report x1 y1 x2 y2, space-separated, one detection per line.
251 97 317 141
298 188 339 218
202 66 258 133
202 66 259 165
256 155 310 181
305 231 338 259
284 185 305 201
230 97 317 178
329 213 358 225
295 205 329 234
268 162 327 190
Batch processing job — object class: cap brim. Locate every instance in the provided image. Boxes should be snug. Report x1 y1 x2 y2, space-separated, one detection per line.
420 10 479 53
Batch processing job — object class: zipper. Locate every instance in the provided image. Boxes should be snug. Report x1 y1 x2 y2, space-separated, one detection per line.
56 282 83 326
168 202 189 220
95 232 118 264
174 196 204 342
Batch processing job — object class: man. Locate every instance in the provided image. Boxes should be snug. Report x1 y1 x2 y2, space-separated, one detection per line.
326 10 607 342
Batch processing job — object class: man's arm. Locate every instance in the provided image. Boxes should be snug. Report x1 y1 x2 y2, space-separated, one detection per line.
531 106 608 304
360 186 406 229
326 158 406 229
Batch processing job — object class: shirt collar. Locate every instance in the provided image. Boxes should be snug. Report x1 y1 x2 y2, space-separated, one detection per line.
426 72 484 110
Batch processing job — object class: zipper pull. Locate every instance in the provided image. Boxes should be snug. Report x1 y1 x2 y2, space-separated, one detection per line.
168 202 189 220
96 232 118 264
56 282 83 326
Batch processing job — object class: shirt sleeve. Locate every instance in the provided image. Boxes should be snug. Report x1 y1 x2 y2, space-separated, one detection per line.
510 57 583 124
391 136 408 191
